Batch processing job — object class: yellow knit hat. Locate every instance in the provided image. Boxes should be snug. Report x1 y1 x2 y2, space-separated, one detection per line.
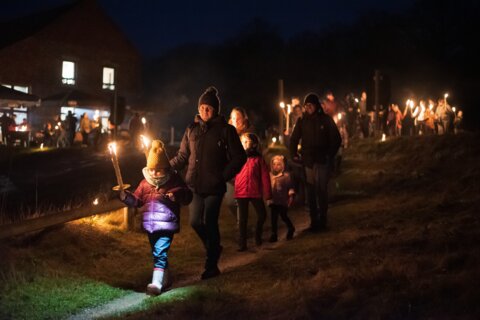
146 140 170 170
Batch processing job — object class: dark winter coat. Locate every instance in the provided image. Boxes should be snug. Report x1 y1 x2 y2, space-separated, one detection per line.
290 109 342 168
122 171 193 233
234 153 272 199
170 115 247 195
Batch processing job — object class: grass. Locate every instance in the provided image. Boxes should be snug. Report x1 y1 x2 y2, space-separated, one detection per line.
0 276 127 320
1 133 480 319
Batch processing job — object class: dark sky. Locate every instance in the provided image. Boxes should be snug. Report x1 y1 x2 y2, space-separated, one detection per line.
1 0 415 57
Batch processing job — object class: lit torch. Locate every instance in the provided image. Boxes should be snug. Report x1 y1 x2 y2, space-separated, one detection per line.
141 117 147 130
140 134 151 158
107 142 130 191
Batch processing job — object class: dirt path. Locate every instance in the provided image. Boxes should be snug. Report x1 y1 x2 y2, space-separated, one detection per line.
67 210 312 319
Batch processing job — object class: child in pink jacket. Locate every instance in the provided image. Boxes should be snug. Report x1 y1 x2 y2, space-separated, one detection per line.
234 133 272 251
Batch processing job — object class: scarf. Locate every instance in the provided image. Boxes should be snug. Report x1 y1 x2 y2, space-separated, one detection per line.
142 167 170 189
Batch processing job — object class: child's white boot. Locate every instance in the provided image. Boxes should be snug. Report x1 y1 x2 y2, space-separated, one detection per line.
146 268 164 296
162 268 172 289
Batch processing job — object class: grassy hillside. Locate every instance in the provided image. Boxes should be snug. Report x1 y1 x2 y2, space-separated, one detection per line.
1 133 479 319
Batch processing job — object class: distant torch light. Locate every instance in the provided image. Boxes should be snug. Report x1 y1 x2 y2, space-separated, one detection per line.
141 117 147 125
452 107 456 113
381 133 386 142
279 102 285 109
272 137 277 143
337 113 342 120
55 125 59 130
40 143 44 149
444 93 449 99
93 198 99 205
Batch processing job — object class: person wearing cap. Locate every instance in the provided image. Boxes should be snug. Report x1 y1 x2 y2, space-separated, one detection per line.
170 86 247 280
119 139 193 295
289 93 342 232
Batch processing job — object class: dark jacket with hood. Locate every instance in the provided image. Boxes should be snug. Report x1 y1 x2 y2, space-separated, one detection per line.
170 115 247 195
290 107 342 168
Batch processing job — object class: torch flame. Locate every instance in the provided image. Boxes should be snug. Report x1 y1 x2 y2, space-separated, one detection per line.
108 142 117 155
279 102 285 109
93 198 99 205
140 135 151 149
141 117 146 125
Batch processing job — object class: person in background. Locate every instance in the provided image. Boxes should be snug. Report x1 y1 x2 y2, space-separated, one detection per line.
268 155 295 242
119 140 192 296
65 111 77 146
229 107 254 136
170 86 246 279
358 91 370 138
79 112 91 145
226 107 255 217
321 91 339 118
290 93 341 232
435 98 453 134
129 112 143 148
234 133 272 251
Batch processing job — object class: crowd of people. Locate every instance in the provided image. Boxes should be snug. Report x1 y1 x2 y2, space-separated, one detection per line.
328 92 463 141
119 87 342 296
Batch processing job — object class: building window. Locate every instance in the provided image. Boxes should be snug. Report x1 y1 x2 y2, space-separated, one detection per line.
102 67 115 90
1 84 29 93
62 61 75 85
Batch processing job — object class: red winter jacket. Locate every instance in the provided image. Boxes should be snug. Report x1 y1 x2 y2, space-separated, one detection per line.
234 154 272 199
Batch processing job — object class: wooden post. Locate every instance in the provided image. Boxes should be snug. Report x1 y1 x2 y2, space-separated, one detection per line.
374 69 380 136
278 79 284 142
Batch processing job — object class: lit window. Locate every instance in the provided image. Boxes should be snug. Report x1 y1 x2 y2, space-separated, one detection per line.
102 67 115 90
13 86 29 93
62 61 75 85
1 84 29 93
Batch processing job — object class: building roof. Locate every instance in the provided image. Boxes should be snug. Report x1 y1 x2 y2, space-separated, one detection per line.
0 1 76 50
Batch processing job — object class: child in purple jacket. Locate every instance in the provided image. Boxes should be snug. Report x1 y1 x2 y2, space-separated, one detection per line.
268 155 296 242
120 140 192 295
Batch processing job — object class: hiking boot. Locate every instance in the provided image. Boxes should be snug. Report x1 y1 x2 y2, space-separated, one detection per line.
237 244 248 252
201 266 221 280
286 227 295 240
269 234 278 243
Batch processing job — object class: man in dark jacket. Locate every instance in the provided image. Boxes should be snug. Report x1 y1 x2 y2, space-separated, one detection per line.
170 86 246 279
290 93 341 232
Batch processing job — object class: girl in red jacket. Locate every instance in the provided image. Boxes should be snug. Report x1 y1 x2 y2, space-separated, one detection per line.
235 133 272 251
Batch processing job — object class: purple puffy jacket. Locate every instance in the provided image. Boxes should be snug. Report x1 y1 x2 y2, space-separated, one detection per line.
122 172 192 233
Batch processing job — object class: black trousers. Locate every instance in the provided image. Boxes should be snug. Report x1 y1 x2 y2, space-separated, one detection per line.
270 204 294 236
237 198 266 247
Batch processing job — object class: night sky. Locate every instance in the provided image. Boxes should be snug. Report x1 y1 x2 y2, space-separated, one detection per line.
1 0 415 57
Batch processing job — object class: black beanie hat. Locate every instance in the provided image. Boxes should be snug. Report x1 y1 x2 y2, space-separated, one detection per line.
304 93 321 109
198 86 220 114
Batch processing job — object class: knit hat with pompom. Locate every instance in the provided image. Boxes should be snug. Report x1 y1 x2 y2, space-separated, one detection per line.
147 140 170 170
198 86 220 114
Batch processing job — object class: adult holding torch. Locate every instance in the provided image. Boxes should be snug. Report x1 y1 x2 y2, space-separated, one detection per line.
170 86 247 280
